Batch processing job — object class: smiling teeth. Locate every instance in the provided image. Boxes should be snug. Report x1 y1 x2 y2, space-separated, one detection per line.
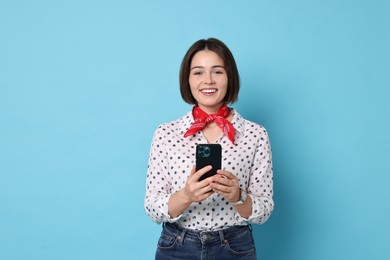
201 89 216 93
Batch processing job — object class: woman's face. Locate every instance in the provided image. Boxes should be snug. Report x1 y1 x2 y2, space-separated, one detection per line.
189 50 228 114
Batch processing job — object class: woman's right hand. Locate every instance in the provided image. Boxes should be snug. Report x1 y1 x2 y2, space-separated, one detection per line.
182 165 214 203
168 165 214 218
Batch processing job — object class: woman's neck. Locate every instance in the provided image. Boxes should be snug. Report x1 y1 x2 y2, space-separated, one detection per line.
197 102 224 114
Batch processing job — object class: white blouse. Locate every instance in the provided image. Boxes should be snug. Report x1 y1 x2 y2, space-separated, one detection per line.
144 109 274 231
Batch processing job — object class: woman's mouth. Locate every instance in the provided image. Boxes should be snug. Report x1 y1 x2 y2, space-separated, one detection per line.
200 88 217 94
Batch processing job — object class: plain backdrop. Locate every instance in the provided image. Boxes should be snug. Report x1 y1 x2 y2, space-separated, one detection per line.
0 0 389 259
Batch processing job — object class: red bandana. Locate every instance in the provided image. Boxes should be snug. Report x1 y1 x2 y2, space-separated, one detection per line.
183 104 235 144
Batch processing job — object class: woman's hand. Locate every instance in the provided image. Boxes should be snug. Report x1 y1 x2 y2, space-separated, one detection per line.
210 170 240 203
210 169 252 218
168 165 214 218
182 165 215 203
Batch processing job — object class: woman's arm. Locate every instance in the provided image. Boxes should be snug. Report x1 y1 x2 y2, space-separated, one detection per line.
244 127 274 224
168 165 215 218
144 126 174 223
144 126 215 222
210 170 253 219
210 126 274 224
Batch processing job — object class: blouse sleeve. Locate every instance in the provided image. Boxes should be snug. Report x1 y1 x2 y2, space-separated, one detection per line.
144 125 181 224
236 126 274 224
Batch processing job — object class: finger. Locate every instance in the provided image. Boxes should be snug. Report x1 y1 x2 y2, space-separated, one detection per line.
212 187 234 201
189 165 196 176
187 165 200 182
192 165 212 182
191 184 214 202
196 190 214 202
216 169 236 180
186 166 196 184
211 184 238 202
212 174 233 187
191 176 214 193
210 181 231 193
199 184 214 195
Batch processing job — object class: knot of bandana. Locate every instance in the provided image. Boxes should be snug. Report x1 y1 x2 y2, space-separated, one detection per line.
183 104 235 144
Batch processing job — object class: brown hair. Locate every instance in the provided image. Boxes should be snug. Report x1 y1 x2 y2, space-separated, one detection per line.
179 38 240 104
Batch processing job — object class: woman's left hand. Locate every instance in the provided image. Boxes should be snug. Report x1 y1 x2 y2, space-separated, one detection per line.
210 170 240 203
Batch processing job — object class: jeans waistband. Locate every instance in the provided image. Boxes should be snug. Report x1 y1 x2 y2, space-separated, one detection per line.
164 222 250 245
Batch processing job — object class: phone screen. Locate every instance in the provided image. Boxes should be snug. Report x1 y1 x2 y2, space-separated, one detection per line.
196 144 222 181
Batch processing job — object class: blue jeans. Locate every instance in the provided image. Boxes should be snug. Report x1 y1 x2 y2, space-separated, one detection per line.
155 222 257 260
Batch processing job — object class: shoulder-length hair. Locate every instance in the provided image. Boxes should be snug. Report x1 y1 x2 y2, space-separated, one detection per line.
179 38 240 104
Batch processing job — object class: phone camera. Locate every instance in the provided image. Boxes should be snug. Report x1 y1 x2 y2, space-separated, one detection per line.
198 146 210 157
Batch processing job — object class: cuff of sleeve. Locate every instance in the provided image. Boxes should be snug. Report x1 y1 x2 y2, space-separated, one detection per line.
234 194 252 222
160 194 183 223
234 194 263 222
235 194 273 224
235 213 249 222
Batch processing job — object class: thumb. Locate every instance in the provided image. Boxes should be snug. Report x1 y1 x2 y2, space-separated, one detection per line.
189 165 196 177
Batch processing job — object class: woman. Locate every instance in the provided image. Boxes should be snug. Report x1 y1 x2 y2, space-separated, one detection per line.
145 38 274 259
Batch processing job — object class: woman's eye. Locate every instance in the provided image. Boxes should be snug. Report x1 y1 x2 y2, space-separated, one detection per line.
214 70 224 74
193 71 203 75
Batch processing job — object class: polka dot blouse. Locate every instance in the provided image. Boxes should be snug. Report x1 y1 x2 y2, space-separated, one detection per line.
144 109 274 231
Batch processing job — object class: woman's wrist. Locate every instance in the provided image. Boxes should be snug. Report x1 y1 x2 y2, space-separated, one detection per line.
168 190 191 218
178 188 192 205
230 189 247 205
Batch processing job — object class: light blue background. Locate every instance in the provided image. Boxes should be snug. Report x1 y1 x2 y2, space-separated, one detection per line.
1 0 389 259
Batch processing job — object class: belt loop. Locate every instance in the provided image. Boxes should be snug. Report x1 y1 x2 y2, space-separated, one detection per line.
218 230 225 245
178 226 187 245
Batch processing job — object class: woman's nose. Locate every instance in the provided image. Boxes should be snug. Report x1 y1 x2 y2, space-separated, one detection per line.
204 72 215 84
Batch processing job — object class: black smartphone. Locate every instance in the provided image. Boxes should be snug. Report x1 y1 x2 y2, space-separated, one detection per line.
196 144 222 181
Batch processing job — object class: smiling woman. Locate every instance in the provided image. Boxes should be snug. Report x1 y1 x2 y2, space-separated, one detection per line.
144 38 274 260
179 38 240 106
188 50 228 114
